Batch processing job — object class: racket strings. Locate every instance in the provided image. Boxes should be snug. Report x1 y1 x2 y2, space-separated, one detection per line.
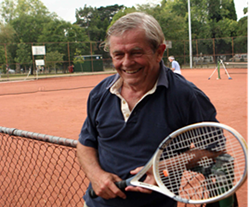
223 133 245 180
155 125 246 202
180 172 209 200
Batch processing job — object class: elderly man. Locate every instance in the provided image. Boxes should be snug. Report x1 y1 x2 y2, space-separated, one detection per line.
77 12 218 207
168 55 181 74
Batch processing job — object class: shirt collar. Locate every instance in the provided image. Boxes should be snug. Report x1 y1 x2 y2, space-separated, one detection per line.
157 60 169 88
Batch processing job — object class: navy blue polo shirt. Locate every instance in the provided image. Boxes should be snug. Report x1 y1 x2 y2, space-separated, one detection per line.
79 61 218 207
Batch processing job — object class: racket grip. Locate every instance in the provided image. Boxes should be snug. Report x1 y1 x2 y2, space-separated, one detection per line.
89 180 127 198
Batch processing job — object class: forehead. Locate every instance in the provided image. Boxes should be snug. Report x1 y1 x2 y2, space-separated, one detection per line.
109 29 150 52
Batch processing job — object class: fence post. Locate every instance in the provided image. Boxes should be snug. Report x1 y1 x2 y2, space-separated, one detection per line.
232 37 234 58
4 43 8 67
213 38 215 64
68 42 71 67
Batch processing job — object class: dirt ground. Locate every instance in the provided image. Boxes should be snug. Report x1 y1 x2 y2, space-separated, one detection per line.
0 68 247 206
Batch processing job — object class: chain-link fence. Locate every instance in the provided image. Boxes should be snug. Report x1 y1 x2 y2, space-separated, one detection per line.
0 127 87 207
0 126 243 207
0 36 247 78
164 36 247 67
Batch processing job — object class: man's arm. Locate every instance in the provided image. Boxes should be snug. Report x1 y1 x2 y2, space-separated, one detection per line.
76 142 126 199
158 148 225 179
126 149 224 194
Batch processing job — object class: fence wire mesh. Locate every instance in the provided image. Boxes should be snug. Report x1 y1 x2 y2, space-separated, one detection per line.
0 126 240 207
0 127 88 207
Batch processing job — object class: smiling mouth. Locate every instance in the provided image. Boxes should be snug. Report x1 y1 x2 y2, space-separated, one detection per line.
122 68 142 74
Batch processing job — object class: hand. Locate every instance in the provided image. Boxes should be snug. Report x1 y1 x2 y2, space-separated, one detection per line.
125 166 156 194
76 144 127 200
90 171 127 200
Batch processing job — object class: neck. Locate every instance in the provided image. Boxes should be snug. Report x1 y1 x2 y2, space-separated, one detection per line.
123 71 159 95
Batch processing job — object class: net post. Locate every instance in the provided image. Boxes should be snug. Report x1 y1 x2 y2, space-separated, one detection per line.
217 60 221 79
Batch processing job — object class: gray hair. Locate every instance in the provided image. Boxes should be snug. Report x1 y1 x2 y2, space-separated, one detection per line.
103 12 165 52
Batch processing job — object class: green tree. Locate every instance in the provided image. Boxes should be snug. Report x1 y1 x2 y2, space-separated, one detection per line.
223 0 237 20
14 41 32 72
243 7 248 16
234 16 247 54
0 23 16 67
0 0 59 72
0 0 56 24
0 0 58 43
75 4 124 41
236 16 247 36
38 19 89 68
109 7 137 28
153 2 187 41
38 19 89 43
11 14 53 43
73 49 85 72
0 46 6 67
207 0 238 38
0 0 16 23
45 51 64 73
0 23 15 43
208 0 223 21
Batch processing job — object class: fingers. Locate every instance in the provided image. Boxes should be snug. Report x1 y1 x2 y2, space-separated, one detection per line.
125 185 153 194
91 174 126 200
130 166 143 175
125 166 155 194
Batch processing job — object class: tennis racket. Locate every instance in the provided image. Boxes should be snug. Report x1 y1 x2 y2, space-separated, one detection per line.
89 122 247 204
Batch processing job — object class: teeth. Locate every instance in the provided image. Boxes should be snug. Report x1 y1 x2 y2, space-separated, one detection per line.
126 70 137 74
123 68 141 74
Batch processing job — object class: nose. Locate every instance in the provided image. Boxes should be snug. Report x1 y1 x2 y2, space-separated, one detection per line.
122 54 134 68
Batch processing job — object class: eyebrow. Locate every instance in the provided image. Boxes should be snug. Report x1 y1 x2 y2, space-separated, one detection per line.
111 47 143 54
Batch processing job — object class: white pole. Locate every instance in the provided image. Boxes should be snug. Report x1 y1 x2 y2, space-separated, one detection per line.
188 0 192 68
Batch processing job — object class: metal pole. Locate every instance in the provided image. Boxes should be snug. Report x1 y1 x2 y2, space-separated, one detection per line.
67 42 71 67
188 0 192 68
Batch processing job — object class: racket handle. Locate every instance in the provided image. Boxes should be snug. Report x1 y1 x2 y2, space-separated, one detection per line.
89 180 127 198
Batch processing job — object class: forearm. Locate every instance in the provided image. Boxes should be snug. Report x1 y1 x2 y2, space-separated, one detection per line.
77 142 126 199
160 149 224 173
183 149 223 169
77 142 104 180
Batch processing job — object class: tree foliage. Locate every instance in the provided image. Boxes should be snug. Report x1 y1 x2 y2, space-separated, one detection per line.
0 0 247 69
0 23 15 43
73 49 85 72
14 40 32 71
75 4 125 41
0 0 246 44
37 19 89 44
45 51 64 71
0 0 58 43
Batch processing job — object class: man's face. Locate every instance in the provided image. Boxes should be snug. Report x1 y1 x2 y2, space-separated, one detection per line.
109 29 165 88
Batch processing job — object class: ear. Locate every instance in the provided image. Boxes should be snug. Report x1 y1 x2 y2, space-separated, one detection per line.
156 44 166 62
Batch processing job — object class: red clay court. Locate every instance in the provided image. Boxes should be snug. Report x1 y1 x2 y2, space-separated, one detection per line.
0 67 247 206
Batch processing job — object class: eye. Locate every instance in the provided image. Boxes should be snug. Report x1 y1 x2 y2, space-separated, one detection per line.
132 50 143 57
112 52 124 59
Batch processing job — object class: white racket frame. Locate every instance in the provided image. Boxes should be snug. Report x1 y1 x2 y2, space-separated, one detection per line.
128 122 248 204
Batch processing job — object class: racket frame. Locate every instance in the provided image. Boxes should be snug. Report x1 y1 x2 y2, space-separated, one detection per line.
151 122 248 204
89 122 247 204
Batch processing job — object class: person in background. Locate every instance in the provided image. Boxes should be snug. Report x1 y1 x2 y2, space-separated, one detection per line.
77 12 221 207
168 55 181 74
